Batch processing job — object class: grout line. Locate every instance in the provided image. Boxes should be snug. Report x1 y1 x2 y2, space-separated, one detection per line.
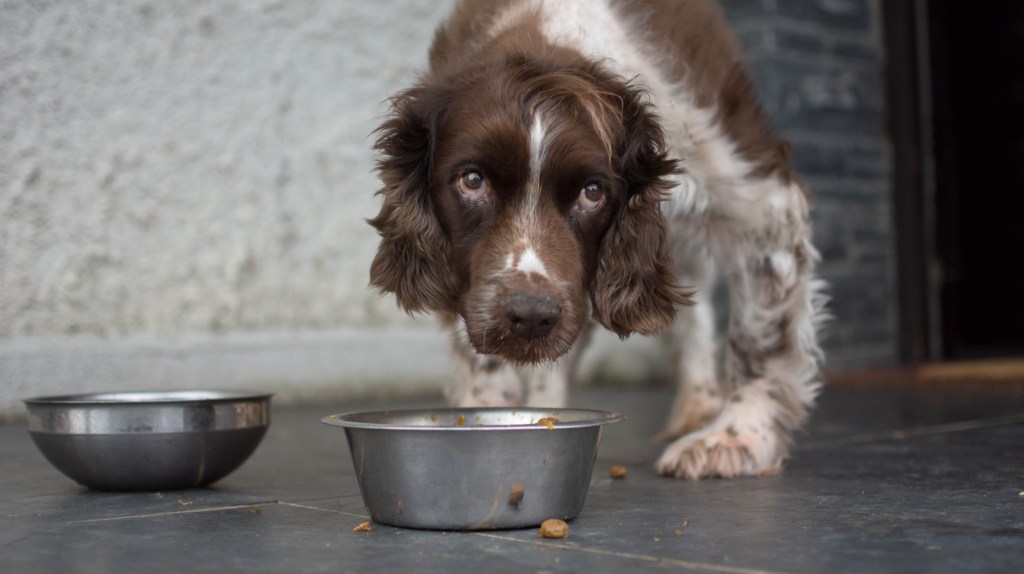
282 502 791 574
473 532 792 574
73 501 279 524
801 413 1024 449
74 497 369 525
277 501 368 520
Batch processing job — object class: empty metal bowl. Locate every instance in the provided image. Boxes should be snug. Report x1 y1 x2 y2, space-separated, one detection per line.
322 407 624 530
24 391 272 491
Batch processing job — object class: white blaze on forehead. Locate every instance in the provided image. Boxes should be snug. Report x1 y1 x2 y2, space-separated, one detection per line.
529 112 548 191
511 113 551 254
500 113 554 281
503 245 551 279
516 247 550 278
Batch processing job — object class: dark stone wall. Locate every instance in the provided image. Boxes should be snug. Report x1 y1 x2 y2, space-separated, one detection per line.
719 0 897 369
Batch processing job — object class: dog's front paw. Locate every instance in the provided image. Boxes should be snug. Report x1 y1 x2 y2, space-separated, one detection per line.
655 425 784 479
655 382 788 479
657 385 724 442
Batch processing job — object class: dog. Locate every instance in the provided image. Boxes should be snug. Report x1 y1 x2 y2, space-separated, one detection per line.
368 0 826 479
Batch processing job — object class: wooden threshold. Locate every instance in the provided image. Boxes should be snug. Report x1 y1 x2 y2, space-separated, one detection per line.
825 358 1024 386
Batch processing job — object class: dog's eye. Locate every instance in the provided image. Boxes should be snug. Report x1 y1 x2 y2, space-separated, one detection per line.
457 171 489 202
576 182 604 212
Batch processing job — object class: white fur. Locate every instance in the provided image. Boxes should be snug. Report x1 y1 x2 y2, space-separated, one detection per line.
662 245 723 440
528 112 548 194
525 361 570 407
657 379 789 479
497 112 559 281
447 317 574 409
516 247 549 278
445 319 525 407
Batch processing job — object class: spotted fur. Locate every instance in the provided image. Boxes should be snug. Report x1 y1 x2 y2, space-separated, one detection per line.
369 0 827 479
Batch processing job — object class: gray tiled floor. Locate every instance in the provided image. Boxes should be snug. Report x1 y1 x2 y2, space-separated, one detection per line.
3 385 1023 573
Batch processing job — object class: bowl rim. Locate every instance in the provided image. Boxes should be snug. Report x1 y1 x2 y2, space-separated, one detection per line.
24 390 273 406
321 407 625 432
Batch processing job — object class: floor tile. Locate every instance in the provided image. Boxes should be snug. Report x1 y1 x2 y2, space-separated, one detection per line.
3 384 1023 573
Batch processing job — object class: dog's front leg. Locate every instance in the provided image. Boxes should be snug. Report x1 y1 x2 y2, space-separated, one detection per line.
443 317 589 409
661 239 725 441
445 318 525 407
657 176 827 479
523 322 591 408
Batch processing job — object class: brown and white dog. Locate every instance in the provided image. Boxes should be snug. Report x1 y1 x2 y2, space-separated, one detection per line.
368 0 827 479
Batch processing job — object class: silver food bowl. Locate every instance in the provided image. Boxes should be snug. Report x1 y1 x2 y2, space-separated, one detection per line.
24 391 272 491
322 407 624 530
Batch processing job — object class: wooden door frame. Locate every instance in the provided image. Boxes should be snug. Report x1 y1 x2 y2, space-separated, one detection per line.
882 0 942 362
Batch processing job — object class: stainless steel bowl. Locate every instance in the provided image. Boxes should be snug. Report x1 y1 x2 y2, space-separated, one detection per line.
322 407 624 530
24 391 272 491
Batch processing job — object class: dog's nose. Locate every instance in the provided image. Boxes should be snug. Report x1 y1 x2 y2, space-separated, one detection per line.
502 292 561 340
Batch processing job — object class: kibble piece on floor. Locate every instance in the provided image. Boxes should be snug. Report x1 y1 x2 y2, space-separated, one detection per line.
537 518 569 539
353 521 373 532
508 483 525 506
610 465 628 478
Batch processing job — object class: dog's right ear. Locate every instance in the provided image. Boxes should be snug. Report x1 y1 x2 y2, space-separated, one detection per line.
368 86 459 314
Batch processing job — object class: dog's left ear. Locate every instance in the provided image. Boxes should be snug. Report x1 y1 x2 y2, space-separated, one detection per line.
591 85 694 337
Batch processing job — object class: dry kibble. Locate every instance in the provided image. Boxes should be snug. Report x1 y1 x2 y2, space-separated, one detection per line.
537 518 570 539
536 415 561 429
353 521 373 532
508 484 525 506
609 465 628 479
456 414 465 426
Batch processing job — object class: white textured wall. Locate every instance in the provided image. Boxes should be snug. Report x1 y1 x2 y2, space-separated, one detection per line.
0 0 665 421
0 0 462 418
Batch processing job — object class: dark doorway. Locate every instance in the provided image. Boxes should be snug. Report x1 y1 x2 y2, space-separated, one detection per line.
886 0 1024 361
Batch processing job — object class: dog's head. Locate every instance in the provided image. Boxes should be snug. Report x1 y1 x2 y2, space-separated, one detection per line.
369 49 692 363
